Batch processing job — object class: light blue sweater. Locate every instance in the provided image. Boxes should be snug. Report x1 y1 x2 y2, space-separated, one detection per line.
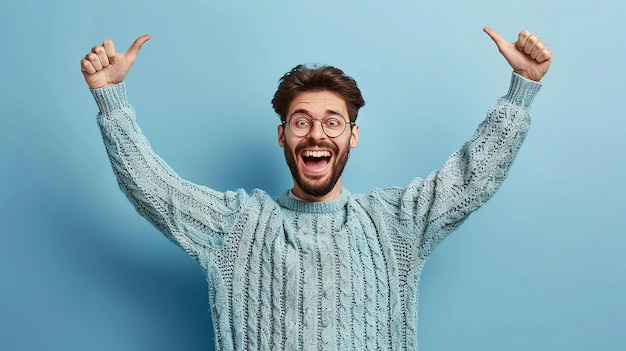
92 73 541 350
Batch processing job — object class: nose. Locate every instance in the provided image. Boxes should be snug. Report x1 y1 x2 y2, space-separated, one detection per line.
306 119 327 140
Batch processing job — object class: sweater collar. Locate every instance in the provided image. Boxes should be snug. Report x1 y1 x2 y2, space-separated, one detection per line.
275 188 350 214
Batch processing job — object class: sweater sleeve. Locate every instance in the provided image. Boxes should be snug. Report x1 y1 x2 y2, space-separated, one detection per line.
92 83 246 259
384 73 542 260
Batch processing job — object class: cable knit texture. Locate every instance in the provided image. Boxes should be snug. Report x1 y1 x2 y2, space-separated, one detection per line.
92 73 541 350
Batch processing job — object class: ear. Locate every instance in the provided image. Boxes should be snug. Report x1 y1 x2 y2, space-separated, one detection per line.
349 124 359 148
277 124 286 147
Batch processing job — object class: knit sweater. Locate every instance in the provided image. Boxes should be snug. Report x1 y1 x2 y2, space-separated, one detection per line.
92 72 541 350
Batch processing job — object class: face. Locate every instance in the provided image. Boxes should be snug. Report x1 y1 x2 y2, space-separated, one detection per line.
278 90 359 202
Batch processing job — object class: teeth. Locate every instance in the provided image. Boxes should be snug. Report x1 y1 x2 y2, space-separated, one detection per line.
303 150 331 158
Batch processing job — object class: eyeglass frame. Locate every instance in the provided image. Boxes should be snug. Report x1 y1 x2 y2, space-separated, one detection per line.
282 113 356 138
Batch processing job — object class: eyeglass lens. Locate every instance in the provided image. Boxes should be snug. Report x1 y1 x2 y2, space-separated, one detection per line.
288 114 348 138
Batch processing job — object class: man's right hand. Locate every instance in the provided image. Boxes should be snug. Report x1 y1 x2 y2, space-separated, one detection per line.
81 34 151 89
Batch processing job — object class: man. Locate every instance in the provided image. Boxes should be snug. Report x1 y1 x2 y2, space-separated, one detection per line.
81 27 552 350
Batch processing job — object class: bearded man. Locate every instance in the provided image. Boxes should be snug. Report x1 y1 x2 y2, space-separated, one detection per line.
81 27 552 350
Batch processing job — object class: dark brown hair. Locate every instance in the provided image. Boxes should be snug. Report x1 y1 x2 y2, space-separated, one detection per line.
271 64 365 122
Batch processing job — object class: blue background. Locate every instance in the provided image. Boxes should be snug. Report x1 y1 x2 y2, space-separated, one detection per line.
1 0 624 350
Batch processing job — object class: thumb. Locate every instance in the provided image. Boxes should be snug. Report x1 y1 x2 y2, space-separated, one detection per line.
126 34 151 60
483 27 508 50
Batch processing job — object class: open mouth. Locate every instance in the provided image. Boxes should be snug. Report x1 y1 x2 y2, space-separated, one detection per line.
301 150 331 173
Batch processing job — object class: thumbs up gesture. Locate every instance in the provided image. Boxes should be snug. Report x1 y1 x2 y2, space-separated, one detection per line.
484 27 553 82
81 34 151 89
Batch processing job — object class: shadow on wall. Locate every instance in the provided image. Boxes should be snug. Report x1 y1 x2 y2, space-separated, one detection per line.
1 170 214 350
206 138 290 196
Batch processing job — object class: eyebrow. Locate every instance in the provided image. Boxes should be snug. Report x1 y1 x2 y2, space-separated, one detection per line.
290 109 345 118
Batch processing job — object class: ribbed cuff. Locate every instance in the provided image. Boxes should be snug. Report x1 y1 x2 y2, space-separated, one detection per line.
90 83 129 115
503 72 542 109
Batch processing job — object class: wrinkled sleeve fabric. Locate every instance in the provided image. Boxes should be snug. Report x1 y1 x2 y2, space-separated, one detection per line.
92 83 246 260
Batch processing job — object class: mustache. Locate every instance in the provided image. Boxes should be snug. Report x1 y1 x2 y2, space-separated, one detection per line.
294 140 338 154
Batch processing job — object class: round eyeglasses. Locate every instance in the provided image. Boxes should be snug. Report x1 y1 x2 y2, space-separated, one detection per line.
284 113 354 138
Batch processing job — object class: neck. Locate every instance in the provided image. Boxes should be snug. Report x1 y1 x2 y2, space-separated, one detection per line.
291 177 343 202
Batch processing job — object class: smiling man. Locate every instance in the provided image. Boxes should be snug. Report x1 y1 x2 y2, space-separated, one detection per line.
273 67 363 201
82 27 552 350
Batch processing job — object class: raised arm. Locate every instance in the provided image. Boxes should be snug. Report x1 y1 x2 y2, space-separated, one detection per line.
390 28 552 258
82 36 244 259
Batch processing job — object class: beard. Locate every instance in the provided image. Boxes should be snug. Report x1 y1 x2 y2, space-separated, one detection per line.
284 138 351 198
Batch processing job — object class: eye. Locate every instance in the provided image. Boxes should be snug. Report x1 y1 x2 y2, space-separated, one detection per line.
324 116 343 129
291 116 310 129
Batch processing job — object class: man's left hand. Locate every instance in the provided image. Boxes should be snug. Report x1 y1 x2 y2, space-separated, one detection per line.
484 27 553 82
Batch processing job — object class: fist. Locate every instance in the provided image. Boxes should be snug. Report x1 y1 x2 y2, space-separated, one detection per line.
484 27 553 82
81 34 151 89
